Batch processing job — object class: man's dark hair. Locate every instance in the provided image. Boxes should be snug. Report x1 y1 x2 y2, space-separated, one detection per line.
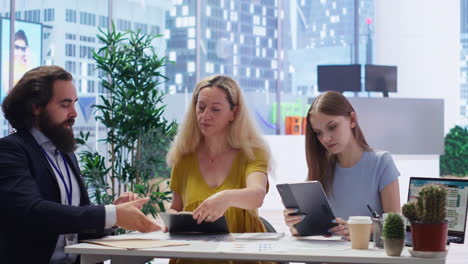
2 66 73 131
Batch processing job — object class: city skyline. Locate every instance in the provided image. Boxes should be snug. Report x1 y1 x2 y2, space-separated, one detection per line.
0 0 466 137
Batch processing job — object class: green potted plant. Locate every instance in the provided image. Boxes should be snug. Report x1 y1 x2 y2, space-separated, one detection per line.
381 212 405 256
440 125 468 177
76 23 177 222
402 185 448 252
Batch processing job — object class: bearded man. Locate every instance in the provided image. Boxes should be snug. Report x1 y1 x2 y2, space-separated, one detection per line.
0 66 161 264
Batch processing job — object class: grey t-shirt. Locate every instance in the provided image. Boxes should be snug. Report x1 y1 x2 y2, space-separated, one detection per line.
327 150 400 220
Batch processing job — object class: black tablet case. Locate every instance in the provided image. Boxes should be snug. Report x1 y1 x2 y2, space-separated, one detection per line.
276 181 337 236
160 213 229 233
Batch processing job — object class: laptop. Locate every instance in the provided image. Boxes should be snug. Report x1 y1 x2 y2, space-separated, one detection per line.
405 177 468 245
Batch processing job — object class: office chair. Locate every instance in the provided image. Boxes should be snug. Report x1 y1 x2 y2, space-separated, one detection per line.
260 217 289 264
260 216 277 233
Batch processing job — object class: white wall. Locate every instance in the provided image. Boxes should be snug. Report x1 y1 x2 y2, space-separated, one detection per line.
374 0 460 133
261 136 440 212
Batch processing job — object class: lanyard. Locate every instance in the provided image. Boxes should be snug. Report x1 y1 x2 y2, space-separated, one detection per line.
40 147 73 205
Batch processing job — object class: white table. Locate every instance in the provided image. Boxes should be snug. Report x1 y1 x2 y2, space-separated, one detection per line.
65 232 446 264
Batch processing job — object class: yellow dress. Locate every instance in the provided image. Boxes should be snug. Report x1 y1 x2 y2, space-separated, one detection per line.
169 148 272 264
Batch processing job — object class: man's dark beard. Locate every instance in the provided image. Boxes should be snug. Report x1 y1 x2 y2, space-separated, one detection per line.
38 111 77 153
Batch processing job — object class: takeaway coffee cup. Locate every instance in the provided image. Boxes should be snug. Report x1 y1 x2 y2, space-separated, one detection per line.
348 216 373 249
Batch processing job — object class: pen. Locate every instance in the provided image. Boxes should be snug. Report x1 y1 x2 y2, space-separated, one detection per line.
367 204 380 218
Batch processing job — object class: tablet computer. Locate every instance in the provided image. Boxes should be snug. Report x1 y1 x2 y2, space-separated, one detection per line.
160 212 229 234
276 181 337 236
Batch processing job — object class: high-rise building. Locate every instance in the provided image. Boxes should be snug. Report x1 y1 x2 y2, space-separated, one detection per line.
0 0 170 139
165 0 281 94
285 0 374 96
0 0 381 136
460 0 468 125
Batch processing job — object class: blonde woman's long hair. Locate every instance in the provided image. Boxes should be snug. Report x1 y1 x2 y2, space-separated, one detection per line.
166 75 271 170
305 91 371 194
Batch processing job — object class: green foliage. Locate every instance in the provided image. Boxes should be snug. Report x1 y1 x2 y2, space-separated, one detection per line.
402 202 419 223
138 125 177 181
76 132 113 206
419 185 447 224
440 126 468 176
382 212 405 240
402 184 447 224
76 23 177 220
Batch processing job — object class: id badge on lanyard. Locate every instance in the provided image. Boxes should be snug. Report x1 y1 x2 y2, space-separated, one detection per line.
40 147 73 205
41 147 78 246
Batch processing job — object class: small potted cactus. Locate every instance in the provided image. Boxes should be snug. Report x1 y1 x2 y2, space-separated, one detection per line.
381 212 405 256
402 184 448 252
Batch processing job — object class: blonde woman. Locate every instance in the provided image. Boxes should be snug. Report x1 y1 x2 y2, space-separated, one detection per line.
166 75 273 263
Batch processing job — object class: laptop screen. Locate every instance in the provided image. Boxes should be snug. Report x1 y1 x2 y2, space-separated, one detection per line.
408 177 468 243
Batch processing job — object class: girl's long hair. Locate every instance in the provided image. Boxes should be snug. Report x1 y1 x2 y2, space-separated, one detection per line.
305 91 370 193
166 75 271 171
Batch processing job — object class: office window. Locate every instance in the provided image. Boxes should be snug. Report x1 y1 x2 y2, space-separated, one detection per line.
65 61 76 74
87 63 95 77
1 0 111 148
98 83 107 94
44 8 54 22
80 12 96 26
99 15 108 28
79 35 95 43
117 19 131 31
79 46 87 58
150 25 160 35
87 47 94 59
66 33 76 40
24 9 40 22
80 12 85 25
134 22 148 34
66 9 77 23
87 80 95 93
65 44 76 57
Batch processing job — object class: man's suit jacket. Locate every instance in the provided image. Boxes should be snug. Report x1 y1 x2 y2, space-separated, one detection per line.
0 131 106 264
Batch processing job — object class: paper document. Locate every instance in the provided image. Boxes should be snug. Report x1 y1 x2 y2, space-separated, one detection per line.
216 242 286 253
91 232 168 240
295 235 344 241
236 232 285 240
82 239 189 250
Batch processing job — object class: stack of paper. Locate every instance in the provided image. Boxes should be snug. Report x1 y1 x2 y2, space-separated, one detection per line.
82 238 189 250
235 232 285 240
216 242 286 253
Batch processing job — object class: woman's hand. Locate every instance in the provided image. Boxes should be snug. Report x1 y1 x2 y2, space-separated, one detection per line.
283 208 305 236
114 192 140 206
192 191 231 224
328 218 350 240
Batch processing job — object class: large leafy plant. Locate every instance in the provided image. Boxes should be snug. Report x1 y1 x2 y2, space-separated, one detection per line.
77 24 177 218
440 125 468 177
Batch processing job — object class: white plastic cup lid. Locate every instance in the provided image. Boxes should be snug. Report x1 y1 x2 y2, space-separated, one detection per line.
348 216 372 224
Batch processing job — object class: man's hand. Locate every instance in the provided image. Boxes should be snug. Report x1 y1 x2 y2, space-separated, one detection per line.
114 192 140 205
115 197 161 233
